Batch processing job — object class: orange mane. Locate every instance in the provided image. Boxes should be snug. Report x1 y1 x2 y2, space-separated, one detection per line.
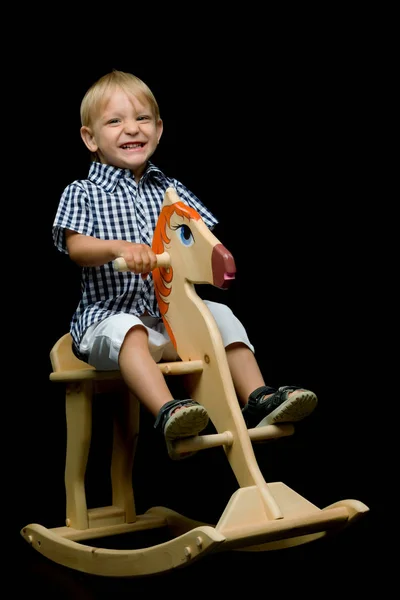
152 201 201 348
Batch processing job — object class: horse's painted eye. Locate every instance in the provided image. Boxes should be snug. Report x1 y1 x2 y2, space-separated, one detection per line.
178 224 194 247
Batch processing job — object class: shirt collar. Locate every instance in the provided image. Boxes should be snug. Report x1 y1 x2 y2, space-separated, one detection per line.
88 161 166 193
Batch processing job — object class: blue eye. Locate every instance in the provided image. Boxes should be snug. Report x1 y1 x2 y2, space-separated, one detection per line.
178 224 194 247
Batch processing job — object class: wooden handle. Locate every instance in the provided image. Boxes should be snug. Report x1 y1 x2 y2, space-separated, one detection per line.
113 251 171 272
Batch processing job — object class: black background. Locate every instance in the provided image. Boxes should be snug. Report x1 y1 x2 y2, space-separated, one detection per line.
10 10 392 597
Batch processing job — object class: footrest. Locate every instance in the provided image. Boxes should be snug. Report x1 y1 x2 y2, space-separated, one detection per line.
172 423 295 455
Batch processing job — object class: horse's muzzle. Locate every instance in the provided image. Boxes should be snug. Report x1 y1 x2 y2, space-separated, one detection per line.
212 244 236 289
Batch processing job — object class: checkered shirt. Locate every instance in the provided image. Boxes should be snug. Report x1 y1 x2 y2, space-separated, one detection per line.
52 161 218 359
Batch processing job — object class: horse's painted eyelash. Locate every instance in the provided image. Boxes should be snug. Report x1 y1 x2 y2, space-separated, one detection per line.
172 223 194 246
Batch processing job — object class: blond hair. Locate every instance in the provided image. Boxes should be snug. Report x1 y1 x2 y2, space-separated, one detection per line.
80 70 160 127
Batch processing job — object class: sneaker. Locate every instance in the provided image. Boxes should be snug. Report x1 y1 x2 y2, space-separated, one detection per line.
154 399 209 460
242 385 318 429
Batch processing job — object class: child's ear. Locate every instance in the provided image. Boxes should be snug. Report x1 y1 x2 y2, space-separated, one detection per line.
156 118 163 144
80 126 98 152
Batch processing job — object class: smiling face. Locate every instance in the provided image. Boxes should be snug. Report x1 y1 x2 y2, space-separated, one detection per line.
80 86 163 181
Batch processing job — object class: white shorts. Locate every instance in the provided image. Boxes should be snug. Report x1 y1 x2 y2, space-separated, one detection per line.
79 300 254 370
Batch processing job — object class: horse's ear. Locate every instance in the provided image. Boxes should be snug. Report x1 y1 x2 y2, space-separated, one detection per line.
163 187 181 207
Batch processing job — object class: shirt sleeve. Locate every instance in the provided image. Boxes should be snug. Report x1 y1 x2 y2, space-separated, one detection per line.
52 182 94 254
172 180 219 230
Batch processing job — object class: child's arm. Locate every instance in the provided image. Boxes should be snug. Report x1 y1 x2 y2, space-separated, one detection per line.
65 230 157 277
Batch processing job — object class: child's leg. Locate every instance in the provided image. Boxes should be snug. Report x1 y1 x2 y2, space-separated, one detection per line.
226 342 317 426
204 301 318 427
119 325 175 416
119 325 208 459
225 342 265 405
82 314 208 459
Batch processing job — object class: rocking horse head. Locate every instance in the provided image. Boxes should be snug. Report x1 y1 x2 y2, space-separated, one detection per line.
152 187 236 348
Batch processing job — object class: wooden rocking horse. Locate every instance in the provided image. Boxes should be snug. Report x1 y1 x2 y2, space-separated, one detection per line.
21 187 369 577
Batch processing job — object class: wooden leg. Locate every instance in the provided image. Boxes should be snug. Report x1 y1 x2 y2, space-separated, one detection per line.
64 381 93 529
111 390 140 523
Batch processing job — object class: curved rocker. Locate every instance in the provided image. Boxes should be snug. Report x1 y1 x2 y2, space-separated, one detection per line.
21 188 369 577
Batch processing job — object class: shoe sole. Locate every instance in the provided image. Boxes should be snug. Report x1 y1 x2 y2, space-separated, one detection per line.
256 391 318 427
164 405 209 460
164 405 209 439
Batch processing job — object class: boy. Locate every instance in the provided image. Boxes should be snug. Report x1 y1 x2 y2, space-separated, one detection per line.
52 70 318 459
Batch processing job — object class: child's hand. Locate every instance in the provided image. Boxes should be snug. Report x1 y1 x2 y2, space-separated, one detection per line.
118 243 158 279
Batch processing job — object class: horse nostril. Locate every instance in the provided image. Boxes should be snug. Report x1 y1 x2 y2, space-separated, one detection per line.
212 244 236 289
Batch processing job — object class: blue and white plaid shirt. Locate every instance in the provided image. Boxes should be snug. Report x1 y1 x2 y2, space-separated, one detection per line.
53 161 218 358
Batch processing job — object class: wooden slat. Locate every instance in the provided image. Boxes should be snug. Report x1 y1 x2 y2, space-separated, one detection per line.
50 360 203 381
